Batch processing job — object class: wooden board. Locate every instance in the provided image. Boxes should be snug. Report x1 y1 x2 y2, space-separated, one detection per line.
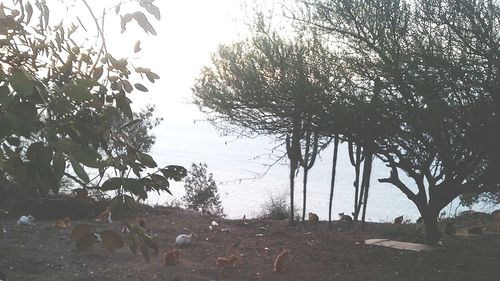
364 239 436 252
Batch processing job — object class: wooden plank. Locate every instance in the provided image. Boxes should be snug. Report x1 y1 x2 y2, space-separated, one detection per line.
364 238 436 252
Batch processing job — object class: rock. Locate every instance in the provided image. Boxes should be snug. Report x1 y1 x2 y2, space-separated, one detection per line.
211 221 219 226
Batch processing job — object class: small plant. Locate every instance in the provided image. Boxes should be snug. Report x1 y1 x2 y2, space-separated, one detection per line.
258 192 299 220
182 163 224 217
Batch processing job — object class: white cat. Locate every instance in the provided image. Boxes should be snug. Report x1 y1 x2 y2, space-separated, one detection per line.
17 215 34 226
175 233 195 246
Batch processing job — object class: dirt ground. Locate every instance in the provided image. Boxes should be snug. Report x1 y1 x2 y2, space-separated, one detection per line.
1 206 499 281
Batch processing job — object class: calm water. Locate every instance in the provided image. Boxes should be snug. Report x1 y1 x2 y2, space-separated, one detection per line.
142 101 473 222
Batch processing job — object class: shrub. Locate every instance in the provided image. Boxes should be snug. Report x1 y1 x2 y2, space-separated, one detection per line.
182 163 224 217
258 192 299 220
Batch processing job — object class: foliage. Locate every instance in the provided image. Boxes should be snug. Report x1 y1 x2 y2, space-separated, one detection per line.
295 0 500 243
258 192 299 220
0 0 184 207
182 163 224 217
193 18 337 224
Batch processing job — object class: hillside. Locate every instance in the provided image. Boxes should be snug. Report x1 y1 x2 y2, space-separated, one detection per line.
0 207 499 281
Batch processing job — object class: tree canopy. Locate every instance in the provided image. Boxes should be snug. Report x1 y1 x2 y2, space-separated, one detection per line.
193 0 499 243
0 0 185 207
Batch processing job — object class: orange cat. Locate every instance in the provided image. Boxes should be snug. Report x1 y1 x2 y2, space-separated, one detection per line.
216 254 237 268
163 249 181 266
308 212 319 222
53 217 71 228
273 248 289 273
96 207 112 223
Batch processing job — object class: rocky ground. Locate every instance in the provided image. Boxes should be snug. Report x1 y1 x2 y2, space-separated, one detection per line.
0 206 499 281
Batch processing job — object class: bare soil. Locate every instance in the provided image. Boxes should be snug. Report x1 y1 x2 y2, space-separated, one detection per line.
1 206 499 281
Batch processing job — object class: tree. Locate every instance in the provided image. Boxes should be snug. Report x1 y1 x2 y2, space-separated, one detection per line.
300 0 500 243
0 0 184 208
182 163 224 217
193 19 336 224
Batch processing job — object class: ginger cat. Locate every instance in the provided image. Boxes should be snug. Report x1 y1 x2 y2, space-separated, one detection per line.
216 254 237 268
308 212 319 222
96 207 112 223
163 249 181 266
53 217 71 228
273 248 289 273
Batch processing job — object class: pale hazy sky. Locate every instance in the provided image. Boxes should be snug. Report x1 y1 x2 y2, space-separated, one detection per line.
113 0 253 112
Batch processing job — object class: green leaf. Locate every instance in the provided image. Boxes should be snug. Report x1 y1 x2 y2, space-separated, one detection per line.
69 155 89 182
73 146 101 168
0 84 10 107
139 1 161 20
161 165 187 181
52 151 66 181
122 178 147 199
65 82 93 102
137 152 157 168
101 177 122 191
149 173 170 191
145 71 160 83
25 2 33 24
132 11 157 35
92 66 104 80
0 117 15 138
134 40 141 53
122 79 133 93
10 68 33 97
26 142 53 165
11 102 37 122
121 13 133 33
134 83 148 92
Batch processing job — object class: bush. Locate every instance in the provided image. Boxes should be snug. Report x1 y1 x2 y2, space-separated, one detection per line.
258 192 299 220
182 163 224 217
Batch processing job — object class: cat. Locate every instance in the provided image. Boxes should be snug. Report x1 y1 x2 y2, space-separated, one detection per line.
216 254 237 268
163 248 181 266
53 217 71 228
17 215 34 226
338 213 352 223
308 212 319 222
95 207 112 223
175 233 195 246
394 215 404 224
273 248 289 273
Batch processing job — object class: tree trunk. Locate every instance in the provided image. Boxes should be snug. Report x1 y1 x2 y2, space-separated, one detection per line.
328 137 339 229
289 164 296 226
423 213 440 244
302 167 308 222
361 153 373 230
349 142 363 221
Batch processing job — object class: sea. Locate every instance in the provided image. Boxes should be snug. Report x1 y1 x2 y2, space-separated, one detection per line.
139 100 483 222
